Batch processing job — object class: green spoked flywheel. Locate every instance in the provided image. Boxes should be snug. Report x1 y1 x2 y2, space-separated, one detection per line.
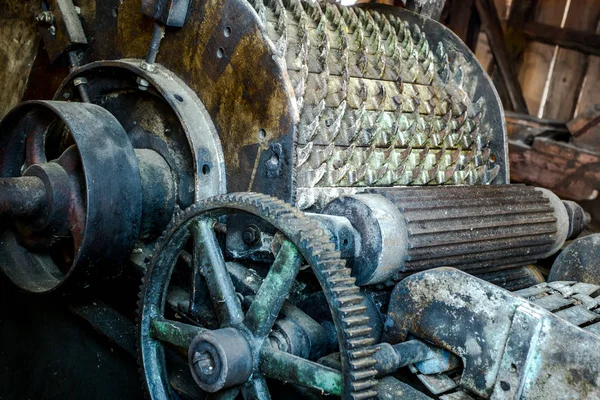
138 193 379 399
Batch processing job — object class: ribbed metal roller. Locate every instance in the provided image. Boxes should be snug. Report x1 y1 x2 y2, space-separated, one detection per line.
323 185 577 285
475 265 545 291
374 185 568 283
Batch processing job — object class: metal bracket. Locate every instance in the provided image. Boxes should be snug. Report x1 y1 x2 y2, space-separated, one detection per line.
36 0 87 63
141 0 190 27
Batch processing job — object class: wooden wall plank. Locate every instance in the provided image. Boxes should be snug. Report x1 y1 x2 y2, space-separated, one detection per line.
542 0 600 121
518 0 567 116
575 23 600 116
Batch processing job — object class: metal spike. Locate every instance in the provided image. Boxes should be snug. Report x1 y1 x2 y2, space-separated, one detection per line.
439 62 450 84
364 144 377 163
453 66 464 87
436 42 447 62
305 163 328 187
317 142 335 166
332 163 350 184
392 164 406 184
416 147 429 166
357 165 368 183
438 164 457 184
375 165 389 183
398 145 412 164
451 147 462 165
296 142 313 167
483 164 500 184
411 165 423 184
343 143 357 164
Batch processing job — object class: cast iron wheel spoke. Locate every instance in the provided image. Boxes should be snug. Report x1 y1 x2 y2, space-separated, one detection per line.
259 348 342 396
191 218 244 327
24 128 47 166
243 239 302 337
206 387 241 400
241 376 271 400
150 317 206 348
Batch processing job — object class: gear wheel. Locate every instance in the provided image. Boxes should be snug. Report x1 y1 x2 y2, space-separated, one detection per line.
138 193 378 399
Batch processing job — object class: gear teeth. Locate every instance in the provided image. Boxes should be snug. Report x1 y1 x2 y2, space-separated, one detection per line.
352 380 379 392
329 275 357 285
346 326 372 337
337 294 366 306
350 357 378 369
343 315 370 326
352 390 379 400
340 305 368 316
350 369 378 380
350 347 379 359
348 337 377 348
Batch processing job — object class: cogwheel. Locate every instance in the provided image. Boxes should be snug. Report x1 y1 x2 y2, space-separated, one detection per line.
138 192 378 399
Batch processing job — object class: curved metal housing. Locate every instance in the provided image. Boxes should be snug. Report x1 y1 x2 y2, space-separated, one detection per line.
386 268 600 399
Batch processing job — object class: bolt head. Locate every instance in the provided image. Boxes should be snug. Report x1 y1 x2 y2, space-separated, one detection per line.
136 77 150 91
188 328 253 393
73 77 88 87
242 225 261 246
193 350 217 376
140 61 156 73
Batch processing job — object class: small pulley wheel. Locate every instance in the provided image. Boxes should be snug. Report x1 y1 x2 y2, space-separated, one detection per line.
0 100 143 293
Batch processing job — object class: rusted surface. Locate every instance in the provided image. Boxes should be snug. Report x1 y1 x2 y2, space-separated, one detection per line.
112 0 298 198
568 104 600 152
56 60 227 207
475 265 545 291
0 2 40 119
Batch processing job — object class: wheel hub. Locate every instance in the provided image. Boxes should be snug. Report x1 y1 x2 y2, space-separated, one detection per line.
188 327 254 392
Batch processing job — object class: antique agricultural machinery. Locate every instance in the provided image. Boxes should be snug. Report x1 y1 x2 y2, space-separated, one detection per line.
1 0 600 399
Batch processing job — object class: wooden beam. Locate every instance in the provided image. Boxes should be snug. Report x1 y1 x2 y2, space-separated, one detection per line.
475 0 529 113
507 0 537 28
523 22 600 57
445 0 476 46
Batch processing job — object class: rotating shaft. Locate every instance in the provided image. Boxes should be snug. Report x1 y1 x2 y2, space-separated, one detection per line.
0 177 46 220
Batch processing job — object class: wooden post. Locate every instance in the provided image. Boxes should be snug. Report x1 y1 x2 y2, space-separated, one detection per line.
475 0 529 113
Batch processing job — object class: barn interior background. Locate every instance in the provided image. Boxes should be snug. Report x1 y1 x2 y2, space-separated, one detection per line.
1 0 599 398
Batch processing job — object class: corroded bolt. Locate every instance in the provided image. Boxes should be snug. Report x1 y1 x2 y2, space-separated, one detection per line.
242 225 261 246
136 76 150 91
140 61 156 73
73 77 88 87
193 351 216 375
35 11 55 25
